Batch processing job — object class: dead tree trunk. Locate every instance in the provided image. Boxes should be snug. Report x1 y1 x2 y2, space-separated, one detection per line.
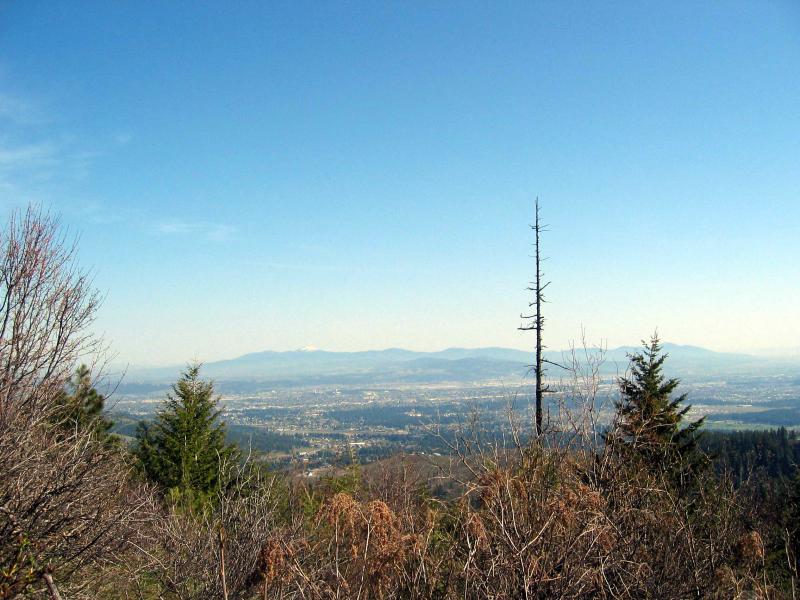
519 198 551 436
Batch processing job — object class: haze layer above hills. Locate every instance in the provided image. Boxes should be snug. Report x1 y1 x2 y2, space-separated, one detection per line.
119 344 790 391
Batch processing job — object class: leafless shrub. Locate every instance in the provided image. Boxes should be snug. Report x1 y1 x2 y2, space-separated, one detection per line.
0 208 103 426
259 487 442 600
0 420 140 599
0 207 137 599
128 458 290 600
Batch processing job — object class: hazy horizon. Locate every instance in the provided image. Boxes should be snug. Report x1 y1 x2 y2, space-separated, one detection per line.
1 2 798 366
114 340 800 372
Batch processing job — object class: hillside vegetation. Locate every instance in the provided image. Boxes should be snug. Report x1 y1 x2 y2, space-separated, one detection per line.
2 209 798 599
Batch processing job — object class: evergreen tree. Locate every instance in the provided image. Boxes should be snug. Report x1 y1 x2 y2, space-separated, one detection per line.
134 364 239 507
53 364 114 439
612 334 706 482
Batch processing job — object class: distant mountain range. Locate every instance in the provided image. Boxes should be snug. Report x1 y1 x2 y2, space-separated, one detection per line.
118 343 793 392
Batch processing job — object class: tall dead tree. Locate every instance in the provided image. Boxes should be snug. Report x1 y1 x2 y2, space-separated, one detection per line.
519 198 551 436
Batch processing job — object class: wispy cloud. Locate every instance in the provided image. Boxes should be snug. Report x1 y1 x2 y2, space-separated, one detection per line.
0 135 100 209
0 87 231 247
0 139 58 208
0 92 47 126
0 85 95 208
154 220 237 242
0 85 125 221
0 140 58 168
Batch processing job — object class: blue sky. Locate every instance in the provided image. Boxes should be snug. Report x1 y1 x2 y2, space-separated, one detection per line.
0 2 798 366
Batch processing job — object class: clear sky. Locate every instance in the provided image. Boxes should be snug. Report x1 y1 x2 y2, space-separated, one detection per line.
0 2 798 366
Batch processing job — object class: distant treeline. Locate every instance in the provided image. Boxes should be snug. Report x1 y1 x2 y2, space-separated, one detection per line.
701 427 799 486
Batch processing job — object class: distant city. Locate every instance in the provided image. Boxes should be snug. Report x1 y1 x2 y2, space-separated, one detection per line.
109 343 800 473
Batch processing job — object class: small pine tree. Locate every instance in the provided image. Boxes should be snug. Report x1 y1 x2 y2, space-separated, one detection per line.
134 363 239 508
613 334 706 483
53 364 114 439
